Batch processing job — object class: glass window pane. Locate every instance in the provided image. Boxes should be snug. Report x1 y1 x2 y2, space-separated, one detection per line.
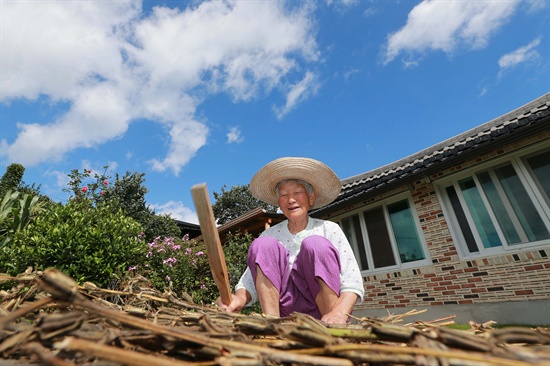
459 178 502 248
341 215 369 270
526 151 550 205
363 207 396 268
446 185 479 253
477 171 521 244
495 164 550 242
387 200 425 263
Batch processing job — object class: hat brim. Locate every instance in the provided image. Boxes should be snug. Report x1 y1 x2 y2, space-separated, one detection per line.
250 157 341 210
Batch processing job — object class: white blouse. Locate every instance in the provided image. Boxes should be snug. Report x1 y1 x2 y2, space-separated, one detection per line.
235 217 365 305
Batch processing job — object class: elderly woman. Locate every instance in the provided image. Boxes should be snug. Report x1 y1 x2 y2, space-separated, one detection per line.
217 157 364 324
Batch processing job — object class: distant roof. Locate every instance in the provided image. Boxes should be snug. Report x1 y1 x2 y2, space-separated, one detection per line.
194 207 286 244
174 220 202 239
313 93 550 217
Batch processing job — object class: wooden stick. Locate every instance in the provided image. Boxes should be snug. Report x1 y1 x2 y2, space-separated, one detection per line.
191 183 232 305
0 296 53 330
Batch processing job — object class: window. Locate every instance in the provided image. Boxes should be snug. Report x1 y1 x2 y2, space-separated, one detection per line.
524 150 550 208
439 149 550 258
339 197 429 273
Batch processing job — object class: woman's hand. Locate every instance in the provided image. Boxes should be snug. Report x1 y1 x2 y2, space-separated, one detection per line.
216 288 250 313
321 309 351 324
321 292 358 324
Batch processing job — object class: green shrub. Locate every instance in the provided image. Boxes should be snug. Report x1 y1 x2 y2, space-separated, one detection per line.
0 199 143 287
223 232 254 289
0 190 44 249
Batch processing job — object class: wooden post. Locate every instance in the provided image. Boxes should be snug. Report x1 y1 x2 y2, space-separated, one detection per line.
191 183 232 306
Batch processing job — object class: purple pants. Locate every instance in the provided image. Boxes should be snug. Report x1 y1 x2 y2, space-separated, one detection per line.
247 235 341 319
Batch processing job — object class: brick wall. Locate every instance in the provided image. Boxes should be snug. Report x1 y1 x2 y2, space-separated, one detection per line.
353 131 550 311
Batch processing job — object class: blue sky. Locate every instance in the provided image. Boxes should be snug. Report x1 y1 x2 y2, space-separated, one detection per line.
1 0 549 224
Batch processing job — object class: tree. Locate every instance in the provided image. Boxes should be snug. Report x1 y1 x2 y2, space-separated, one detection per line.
102 171 149 218
103 171 181 241
0 164 25 198
212 184 277 225
63 168 181 241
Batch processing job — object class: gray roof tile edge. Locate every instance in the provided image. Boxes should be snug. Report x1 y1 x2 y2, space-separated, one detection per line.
341 93 550 188
311 93 550 217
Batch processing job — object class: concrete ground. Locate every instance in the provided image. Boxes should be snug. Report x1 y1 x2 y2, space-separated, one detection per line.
353 299 550 326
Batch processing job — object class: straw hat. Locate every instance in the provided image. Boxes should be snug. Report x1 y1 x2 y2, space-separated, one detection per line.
250 157 342 209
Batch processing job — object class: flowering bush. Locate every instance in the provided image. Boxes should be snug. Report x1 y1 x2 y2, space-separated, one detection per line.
130 231 259 310
130 234 216 304
63 167 110 203
62 166 180 241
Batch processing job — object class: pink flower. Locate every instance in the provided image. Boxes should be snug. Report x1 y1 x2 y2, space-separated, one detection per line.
81 186 88 193
103 179 108 185
100 191 104 195
88 170 92 173
196 251 204 256
163 258 177 267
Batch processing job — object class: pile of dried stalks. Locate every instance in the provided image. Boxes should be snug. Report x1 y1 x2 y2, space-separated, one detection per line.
1 268 548 365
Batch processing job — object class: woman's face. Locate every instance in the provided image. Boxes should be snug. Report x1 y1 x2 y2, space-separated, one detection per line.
277 181 316 220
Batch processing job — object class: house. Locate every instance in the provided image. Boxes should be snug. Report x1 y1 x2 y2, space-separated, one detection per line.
174 220 202 239
193 207 285 244
312 93 550 325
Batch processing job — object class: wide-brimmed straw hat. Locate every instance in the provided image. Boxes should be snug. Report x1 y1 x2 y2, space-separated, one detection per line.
249 157 342 209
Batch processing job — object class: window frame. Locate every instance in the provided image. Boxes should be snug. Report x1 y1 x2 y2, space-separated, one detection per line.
335 192 431 275
435 142 550 259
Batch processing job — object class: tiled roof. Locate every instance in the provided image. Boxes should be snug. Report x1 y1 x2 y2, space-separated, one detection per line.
313 93 550 217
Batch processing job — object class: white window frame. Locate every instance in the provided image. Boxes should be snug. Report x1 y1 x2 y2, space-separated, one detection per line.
335 192 431 275
435 142 550 259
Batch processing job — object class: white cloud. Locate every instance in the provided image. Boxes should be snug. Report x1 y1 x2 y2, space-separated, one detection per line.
1 0 318 175
479 84 490 97
498 37 541 75
5 84 133 166
363 7 378 18
383 0 519 65
151 200 198 224
327 0 359 12
1 1 139 101
525 0 547 13
149 118 209 175
226 127 244 144
343 68 360 82
477 37 542 96
44 169 71 193
274 71 320 119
